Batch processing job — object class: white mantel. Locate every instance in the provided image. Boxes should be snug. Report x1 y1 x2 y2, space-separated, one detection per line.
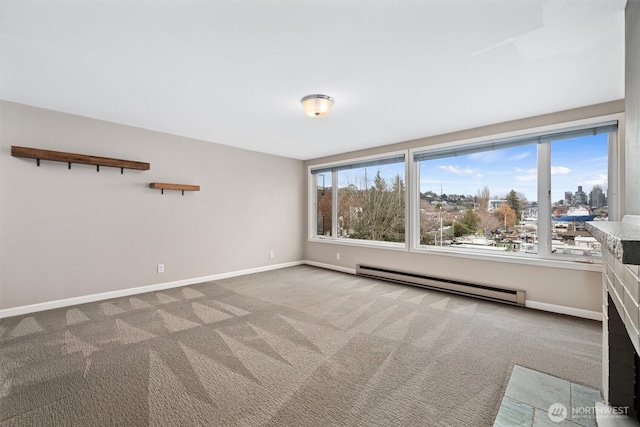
587 216 640 266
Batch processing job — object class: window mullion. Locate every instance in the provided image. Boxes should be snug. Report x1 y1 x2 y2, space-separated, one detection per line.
331 171 338 238
608 130 620 221
538 142 552 257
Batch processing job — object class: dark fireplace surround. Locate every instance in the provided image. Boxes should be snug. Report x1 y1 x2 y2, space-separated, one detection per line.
587 216 640 419
607 295 639 417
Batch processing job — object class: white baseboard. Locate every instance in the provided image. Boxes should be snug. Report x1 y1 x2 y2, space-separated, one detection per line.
0 261 304 319
526 300 602 321
302 261 601 321
0 261 603 323
303 260 356 275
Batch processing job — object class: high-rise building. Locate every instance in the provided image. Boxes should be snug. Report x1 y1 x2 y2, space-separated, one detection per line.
590 185 605 208
574 185 588 205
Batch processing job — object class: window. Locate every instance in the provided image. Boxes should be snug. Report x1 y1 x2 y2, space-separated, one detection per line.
311 154 406 245
414 122 617 260
315 172 332 236
308 118 619 264
416 143 538 252
549 132 611 257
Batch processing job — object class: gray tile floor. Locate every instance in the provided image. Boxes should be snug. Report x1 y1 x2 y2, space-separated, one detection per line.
494 365 601 427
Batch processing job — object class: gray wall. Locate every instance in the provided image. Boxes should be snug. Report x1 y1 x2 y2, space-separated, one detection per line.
0 101 305 310
304 101 624 314
627 0 640 215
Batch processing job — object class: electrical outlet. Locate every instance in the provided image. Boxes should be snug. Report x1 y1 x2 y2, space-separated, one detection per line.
336 253 341 260
157 264 164 273
270 251 275 259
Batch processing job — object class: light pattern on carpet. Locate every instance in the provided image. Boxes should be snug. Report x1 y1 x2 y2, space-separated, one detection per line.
0 266 601 426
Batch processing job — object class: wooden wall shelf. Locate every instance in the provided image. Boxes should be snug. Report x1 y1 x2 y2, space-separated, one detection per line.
150 182 200 195
11 146 150 173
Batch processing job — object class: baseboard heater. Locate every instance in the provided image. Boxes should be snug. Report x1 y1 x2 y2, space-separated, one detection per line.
356 265 525 306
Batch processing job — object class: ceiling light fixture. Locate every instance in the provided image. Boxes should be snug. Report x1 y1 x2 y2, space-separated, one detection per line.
300 94 334 118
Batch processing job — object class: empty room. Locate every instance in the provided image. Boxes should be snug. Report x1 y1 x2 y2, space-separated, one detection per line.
1 1 638 426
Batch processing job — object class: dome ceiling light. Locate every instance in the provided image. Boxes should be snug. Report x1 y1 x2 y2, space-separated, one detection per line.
300 94 334 118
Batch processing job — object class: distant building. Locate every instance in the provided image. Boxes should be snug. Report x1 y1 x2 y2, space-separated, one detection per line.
573 185 587 205
489 199 507 211
563 191 572 206
590 185 606 208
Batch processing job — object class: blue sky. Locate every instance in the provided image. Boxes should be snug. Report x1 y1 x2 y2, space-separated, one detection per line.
419 134 608 203
327 133 608 204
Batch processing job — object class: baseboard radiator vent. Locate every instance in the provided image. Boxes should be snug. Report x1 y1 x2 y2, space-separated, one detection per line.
356 265 525 306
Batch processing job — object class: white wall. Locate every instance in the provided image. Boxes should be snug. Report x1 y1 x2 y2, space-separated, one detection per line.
304 101 625 316
627 0 640 215
0 101 305 311
0 97 626 317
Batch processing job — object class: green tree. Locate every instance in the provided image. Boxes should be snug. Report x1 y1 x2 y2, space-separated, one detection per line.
373 170 387 191
347 171 405 242
506 189 521 219
453 206 479 237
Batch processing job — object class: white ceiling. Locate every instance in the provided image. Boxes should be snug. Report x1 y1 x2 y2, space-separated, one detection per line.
0 0 626 160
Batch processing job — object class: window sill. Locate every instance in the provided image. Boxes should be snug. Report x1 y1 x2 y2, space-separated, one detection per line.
410 245 602 272
308 237 601 271
308 236 408 252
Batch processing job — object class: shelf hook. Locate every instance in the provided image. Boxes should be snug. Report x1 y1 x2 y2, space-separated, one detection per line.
161 189 164 195
121 168 124 175
96 165 100 172
37 159 40 167
68 162 71 170
182 190 185 196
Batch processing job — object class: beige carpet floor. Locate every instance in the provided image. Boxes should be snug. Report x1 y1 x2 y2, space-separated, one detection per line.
0 265 601 426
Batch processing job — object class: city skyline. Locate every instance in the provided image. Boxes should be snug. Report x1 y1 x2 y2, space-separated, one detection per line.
419 133 608 203
329 133 609 206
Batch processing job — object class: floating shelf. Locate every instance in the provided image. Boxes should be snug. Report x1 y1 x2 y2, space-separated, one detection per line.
11 146 150 173
150 182 200 195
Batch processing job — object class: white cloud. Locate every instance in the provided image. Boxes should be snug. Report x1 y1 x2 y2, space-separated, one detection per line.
515 168 537 182
439 165 474 175
514 167 524 173
551 166 571 175
585 174 608 187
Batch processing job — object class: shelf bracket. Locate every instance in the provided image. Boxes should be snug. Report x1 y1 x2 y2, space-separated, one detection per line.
121 168 124 175
37 159 40 167
161 189 164 195
182 190 185 196
68 162 72 170
96 165 100 172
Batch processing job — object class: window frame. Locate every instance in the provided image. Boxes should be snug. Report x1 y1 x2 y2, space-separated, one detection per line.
306 113 622 271
308 150 410 250
409 114 622 268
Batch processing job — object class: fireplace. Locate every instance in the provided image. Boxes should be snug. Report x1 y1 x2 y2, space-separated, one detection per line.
607 294 639 418
586 216 640 419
